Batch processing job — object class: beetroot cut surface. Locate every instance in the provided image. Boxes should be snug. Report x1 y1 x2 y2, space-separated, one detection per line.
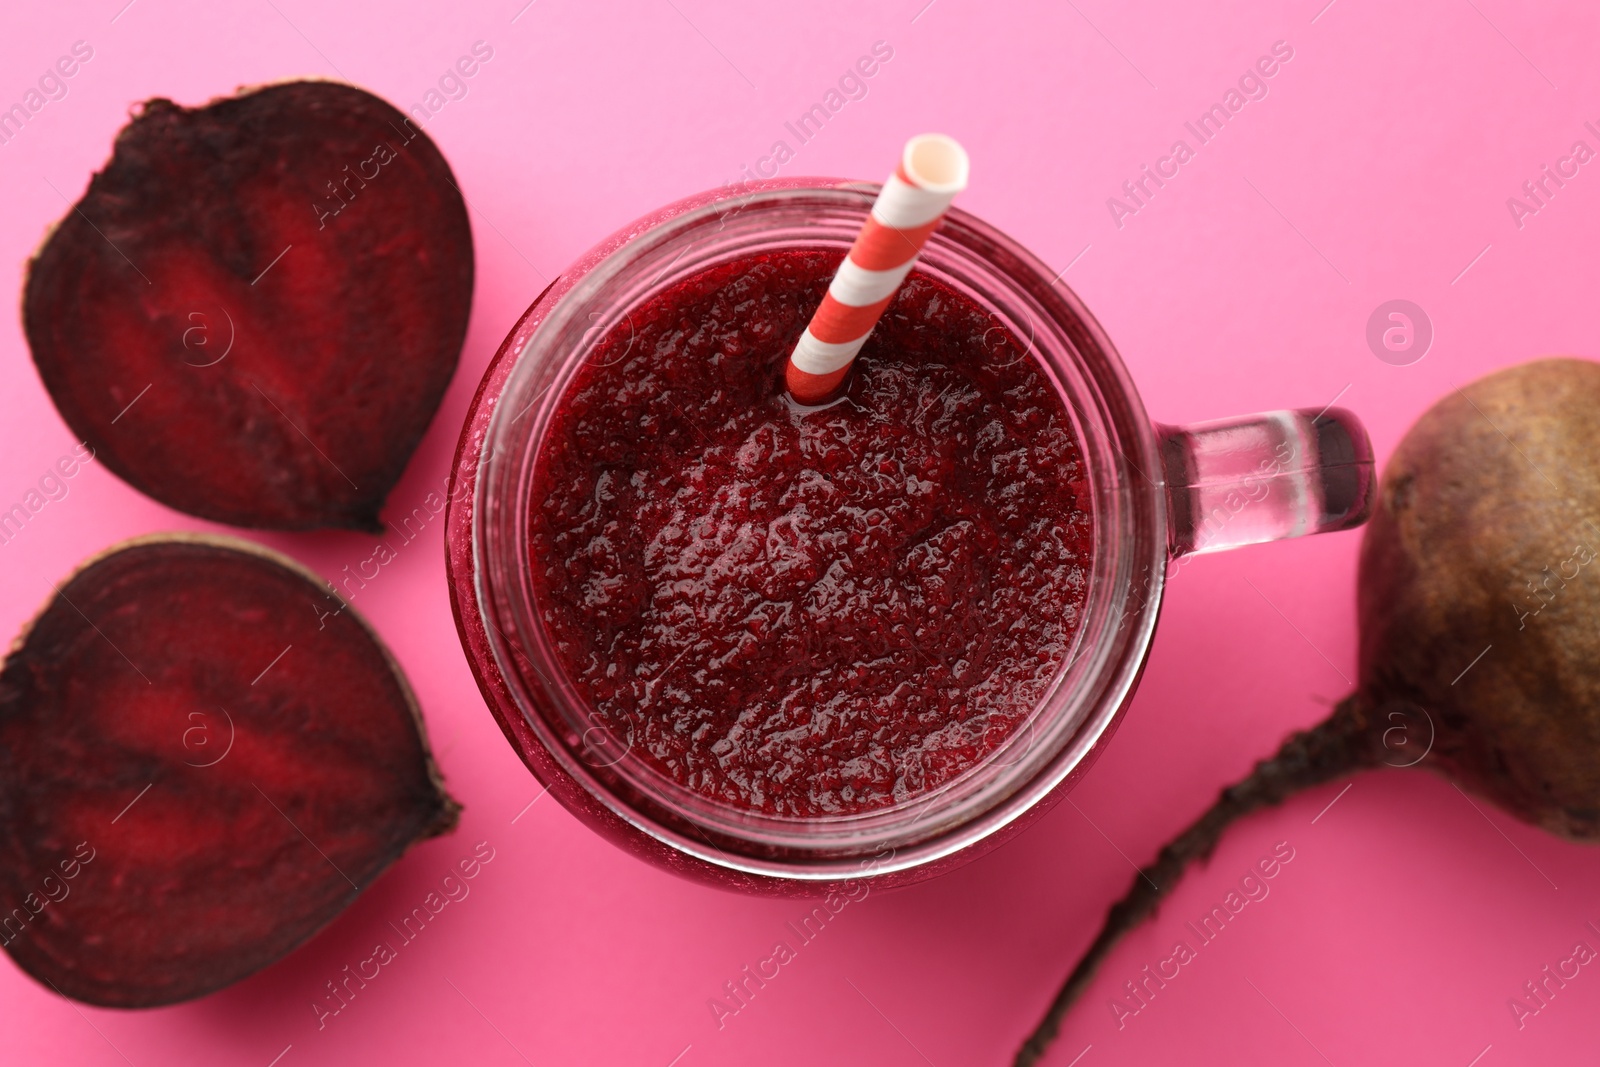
0 535 458 1007
23 80 474 531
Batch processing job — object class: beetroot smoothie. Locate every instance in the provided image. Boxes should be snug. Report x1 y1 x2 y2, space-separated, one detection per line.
527 249 1093 818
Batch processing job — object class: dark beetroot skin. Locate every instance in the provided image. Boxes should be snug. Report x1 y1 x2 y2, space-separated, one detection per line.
529 249 1094 819
23 81 473 531
0 536 458 1007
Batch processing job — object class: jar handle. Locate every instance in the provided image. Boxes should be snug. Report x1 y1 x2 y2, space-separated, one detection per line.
1157 407 1375 557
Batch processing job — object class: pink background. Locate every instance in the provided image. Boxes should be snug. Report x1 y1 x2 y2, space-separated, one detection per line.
2 0 1598 1063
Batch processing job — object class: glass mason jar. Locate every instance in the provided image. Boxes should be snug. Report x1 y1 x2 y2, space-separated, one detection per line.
445 179 1373 894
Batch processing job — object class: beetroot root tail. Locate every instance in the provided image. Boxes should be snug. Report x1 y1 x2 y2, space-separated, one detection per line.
1014 696 1374 1067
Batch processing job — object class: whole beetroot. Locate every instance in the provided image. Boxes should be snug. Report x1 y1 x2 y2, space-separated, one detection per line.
1018 358 1600 1064
1360 357 1600 837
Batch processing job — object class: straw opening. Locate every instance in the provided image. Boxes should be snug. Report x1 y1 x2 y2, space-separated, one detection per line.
902 133 970 194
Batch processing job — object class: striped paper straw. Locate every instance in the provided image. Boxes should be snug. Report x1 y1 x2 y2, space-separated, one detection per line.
784 134 970 405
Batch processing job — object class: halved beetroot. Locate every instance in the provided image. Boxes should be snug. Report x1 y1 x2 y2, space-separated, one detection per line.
23 81 473 531
0 535 458 1007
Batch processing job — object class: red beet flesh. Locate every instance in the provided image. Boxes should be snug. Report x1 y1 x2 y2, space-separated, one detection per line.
529 249 1094 818
0 537 458 1007
23 81 474 531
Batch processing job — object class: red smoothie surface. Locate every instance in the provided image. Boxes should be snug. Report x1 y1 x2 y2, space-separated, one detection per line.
528 249 1093 818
